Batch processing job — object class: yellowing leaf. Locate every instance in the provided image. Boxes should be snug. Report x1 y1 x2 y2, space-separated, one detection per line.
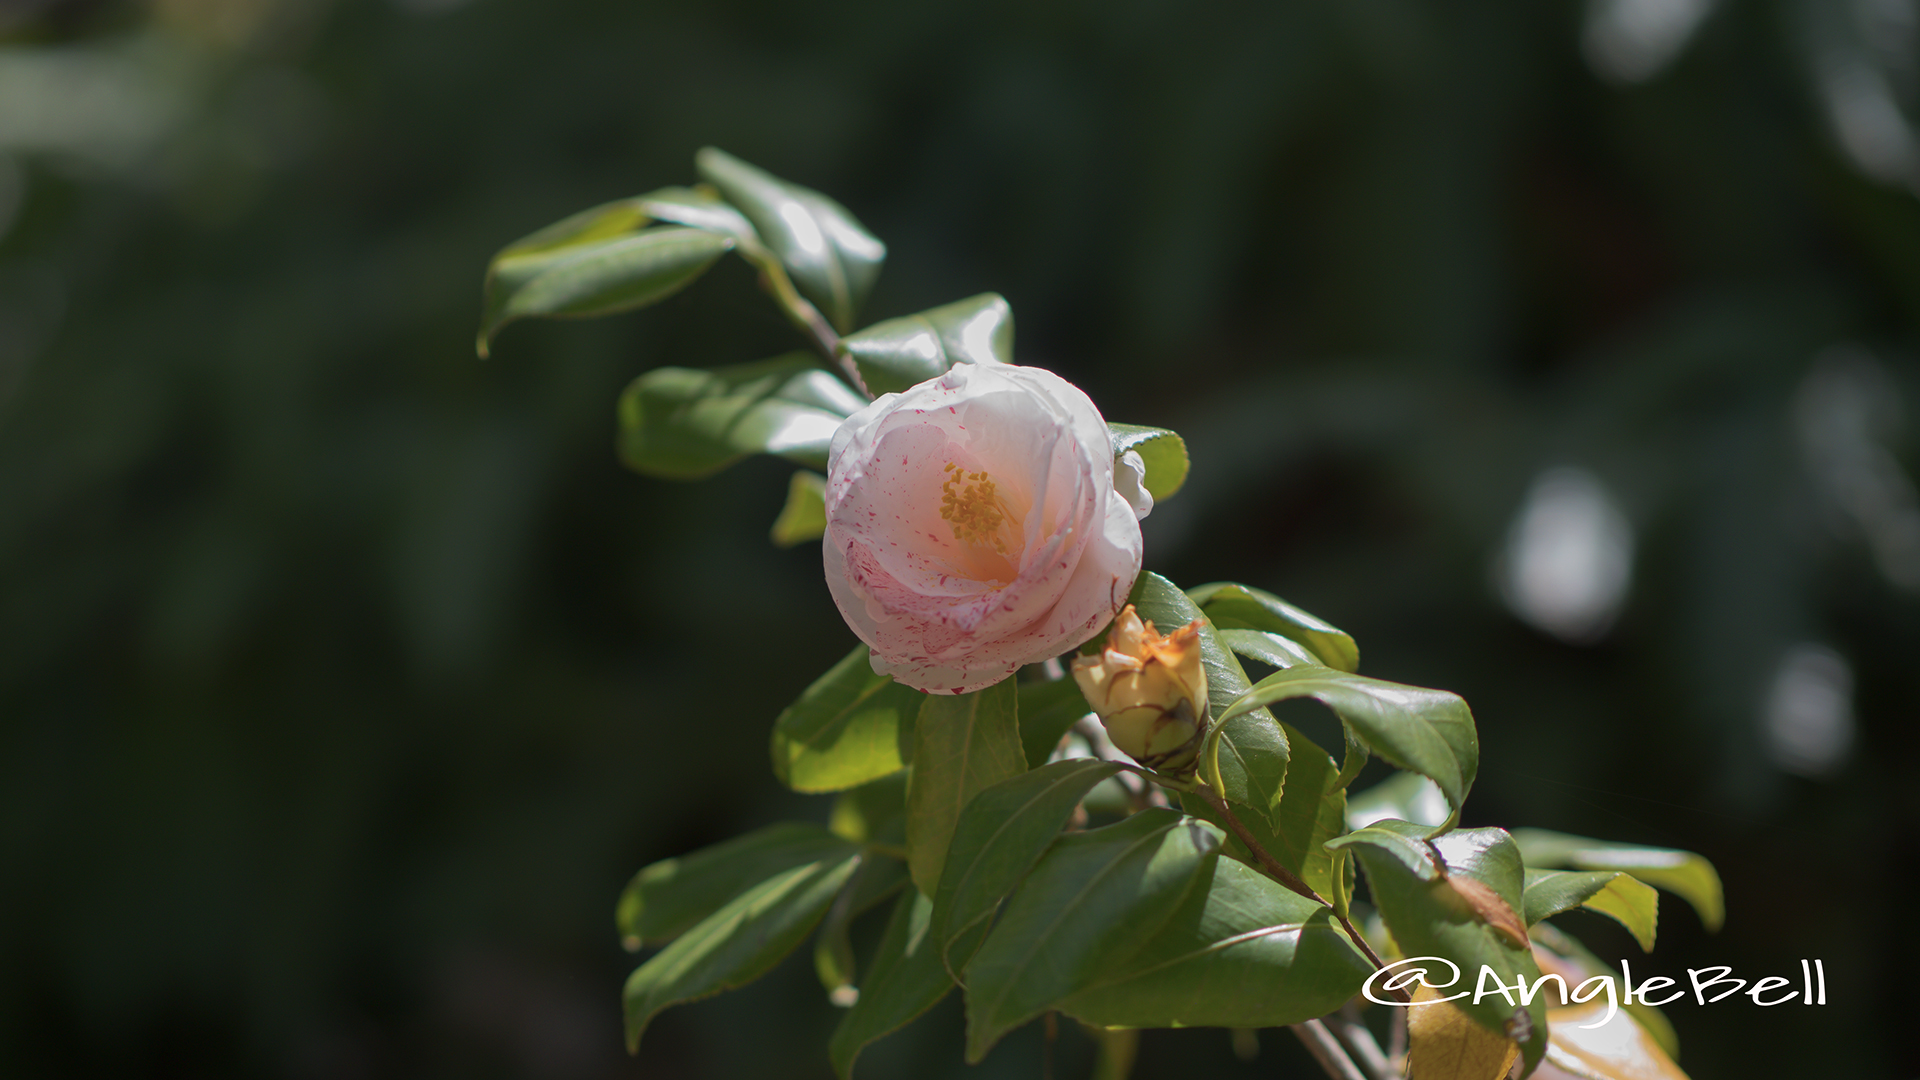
1407 984 1520 1080
1542 999 1691 1080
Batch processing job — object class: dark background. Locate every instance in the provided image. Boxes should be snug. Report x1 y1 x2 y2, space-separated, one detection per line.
3 0 1916 1076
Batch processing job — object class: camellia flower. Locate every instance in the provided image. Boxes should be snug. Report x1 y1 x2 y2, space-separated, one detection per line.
1070 605 1209 773
823 363 1150 694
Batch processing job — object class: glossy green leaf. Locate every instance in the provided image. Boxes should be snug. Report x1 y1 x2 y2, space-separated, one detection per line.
904 679 1026 896
1327 818 1442 883
1339 826 1547 1072
616 823 859 949
478 225 732 356
1108 424 1190 501
931 759 1125 977
1016 677 1092 766
1180 722 1347 901
1521 869 1660 952
1128 573 1289 827
829 890 955 1080
1511 829 1721 932
1055 856 1373 1030
695 147 885 333
963 810 1223 1061
771 470 828 548
771 645 924 793
633 184 759 245
1220 667 1477 830
617 352 865 479
838 293 1013 395
1218 627 1321 672
1188 583 1360 673
830 772 909 848
623 847 863 1050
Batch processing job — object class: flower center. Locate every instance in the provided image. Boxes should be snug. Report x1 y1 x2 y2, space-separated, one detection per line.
940 462 1014 554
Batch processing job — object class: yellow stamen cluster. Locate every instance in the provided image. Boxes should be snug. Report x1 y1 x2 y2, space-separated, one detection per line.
939 462 1010 553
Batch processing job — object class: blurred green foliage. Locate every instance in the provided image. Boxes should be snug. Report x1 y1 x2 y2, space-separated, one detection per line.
2 0 1916 1077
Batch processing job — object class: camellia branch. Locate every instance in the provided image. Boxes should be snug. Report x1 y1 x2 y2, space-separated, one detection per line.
736 243 868 395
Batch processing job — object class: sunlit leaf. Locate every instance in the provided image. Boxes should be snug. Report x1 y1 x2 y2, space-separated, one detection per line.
1522 869 1660 952
1055 855 1371 1030
1218 627 1321 672
1221 667 1477 829
1188 582 1360 673
1128 573 1289 827
623 847 862 1050
839 293 1013 395
478 225 732 355
1545 999 1691 1080
830 772 909 848
963 810 1223 1061
617 352 866 479
771 645 924 794
904 680 1026 896
1108 423 1190 501
1510 830 1723 933
771 470 828 548
829 890 955 1079
696 147 885 332
616 823 859 949
931 759 1124 977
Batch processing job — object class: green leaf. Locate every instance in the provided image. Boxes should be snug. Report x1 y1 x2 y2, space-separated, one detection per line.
1510 829 1723 932
695 147 885 333
616 352 866 479
1107 424 1190 501
963 809 1223 1061
1185 722 1348 900
838 293 1014 395
770 470 828 548
616 823 859 949
1220 667 1478 830
1346 771 1452 830
830 772 909 848
829 890 956 1080
1188 583 1360 673
1128 573 1290 827
1218 627 1321 672
1055 857 1373 1030
478 225 732 356
623 845 863 1050
1016 677 1092 767
634 184 760 245
904 679 1026 896
1521 869 1660 952
1337 826 1547 1072
930 759 1125 977
771 645 925 793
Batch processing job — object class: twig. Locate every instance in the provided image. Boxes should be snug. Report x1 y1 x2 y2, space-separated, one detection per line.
1326 1008 1398 1080
738 245 865 394
1290 1020 1371 1080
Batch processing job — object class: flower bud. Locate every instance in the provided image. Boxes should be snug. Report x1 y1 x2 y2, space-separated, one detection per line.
1070 605 1209 774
